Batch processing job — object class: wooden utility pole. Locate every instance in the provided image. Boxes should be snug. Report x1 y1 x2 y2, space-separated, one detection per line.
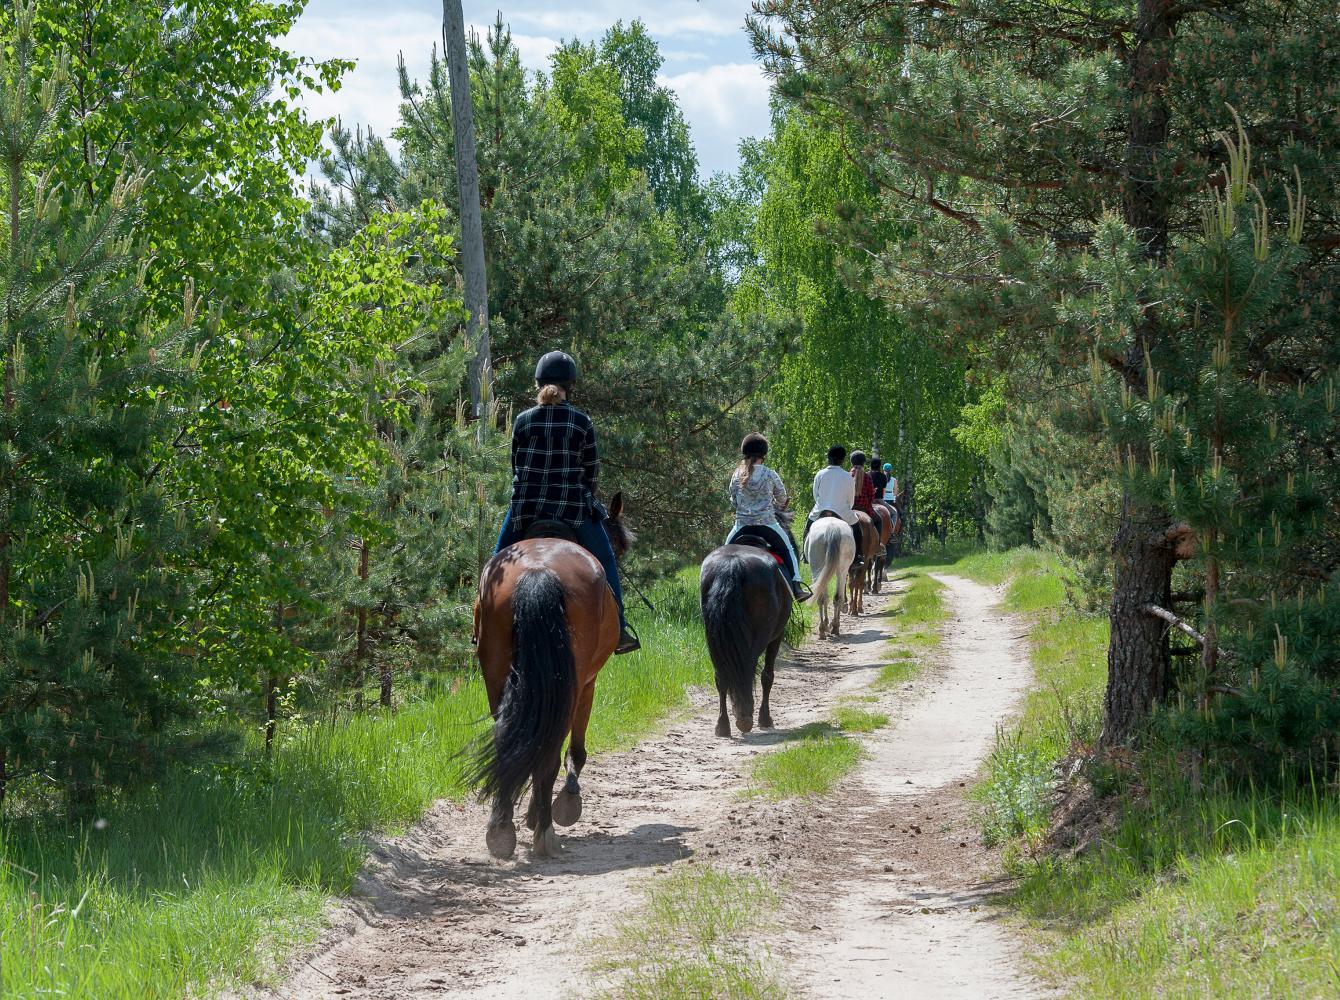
442 0 491 418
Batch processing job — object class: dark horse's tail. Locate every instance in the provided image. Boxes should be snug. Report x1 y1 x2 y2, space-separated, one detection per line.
701 557 759 713
468 570 576 806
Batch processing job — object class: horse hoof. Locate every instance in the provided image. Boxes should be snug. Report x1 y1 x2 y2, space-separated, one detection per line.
736 717 754 735
532 825 561 858
759 712 773 729
715 719 732 738
486 822 516 860
552 789 583 827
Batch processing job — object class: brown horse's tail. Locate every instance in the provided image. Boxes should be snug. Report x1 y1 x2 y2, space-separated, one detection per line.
468 570 576 806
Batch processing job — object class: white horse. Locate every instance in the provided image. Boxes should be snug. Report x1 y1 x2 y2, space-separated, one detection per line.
806 516 855 639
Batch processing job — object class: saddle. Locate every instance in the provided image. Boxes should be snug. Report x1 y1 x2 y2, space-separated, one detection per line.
732 528 787 566
522 519 579 544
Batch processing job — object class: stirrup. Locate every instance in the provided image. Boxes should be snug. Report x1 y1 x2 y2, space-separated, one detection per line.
790 580 812 603
616 624 641 655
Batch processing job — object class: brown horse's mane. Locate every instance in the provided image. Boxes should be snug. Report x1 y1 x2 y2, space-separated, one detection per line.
606 509 635 555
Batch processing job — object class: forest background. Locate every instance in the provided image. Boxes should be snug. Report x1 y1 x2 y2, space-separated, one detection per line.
3 0 1340 993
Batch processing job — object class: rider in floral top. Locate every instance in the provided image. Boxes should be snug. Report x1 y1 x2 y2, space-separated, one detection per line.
726 433 810 602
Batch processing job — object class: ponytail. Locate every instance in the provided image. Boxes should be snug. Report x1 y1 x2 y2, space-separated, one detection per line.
733 456 760 488
537 384 567 405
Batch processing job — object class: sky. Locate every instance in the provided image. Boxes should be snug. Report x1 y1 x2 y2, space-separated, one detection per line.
284 0 773 178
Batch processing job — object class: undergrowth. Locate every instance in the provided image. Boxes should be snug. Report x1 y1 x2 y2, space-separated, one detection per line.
947 547 1340 998
0 571 714 999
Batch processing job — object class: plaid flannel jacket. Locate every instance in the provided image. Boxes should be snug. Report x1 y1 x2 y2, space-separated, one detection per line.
852 467 876 515
508 402 600 528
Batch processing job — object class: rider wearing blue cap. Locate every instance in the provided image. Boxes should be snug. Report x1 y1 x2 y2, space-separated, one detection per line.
494 351 640 654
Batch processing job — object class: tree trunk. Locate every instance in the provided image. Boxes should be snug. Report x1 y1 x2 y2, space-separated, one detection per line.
380 662 393 709
267 602 283 753
442 0 491 419
265 674 278 753
1103 497 1178 745
1102 0 1179 747
355 538 370 706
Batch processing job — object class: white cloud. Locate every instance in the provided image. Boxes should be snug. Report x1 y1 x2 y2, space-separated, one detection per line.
285 12 558 147
285 2 771 177
660 63 771 172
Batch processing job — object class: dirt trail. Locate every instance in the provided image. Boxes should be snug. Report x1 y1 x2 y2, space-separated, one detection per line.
261 574 1047 999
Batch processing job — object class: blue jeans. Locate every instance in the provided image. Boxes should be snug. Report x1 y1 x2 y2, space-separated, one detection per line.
495 510 627 629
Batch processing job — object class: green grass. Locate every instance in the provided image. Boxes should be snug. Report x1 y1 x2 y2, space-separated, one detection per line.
597 866 785 999
0 571 715 1000
748 732 862 800
939 547 1340 997
832 705 889 733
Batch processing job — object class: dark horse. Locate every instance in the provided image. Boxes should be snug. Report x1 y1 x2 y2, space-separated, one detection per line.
469 494 633 859
700 533 794 738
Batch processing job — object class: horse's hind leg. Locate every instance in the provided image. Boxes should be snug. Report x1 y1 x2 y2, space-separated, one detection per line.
715 683 732 738
486 791 517 860
553 681 594 827
758 637 781 729
529 747 563 858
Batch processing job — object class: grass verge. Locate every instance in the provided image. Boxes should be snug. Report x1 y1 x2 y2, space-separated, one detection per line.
944 546 1340 998
0 570 714 999
595 865 785 1000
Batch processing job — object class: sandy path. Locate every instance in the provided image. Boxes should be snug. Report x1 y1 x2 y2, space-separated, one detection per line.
260 574 1046 999
770 573 1047 998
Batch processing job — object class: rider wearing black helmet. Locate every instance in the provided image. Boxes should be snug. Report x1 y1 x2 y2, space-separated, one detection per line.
725 432 809 602
494 351 639 654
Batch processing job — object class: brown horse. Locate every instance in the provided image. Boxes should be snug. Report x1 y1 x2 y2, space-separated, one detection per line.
869 503 895 593
469 494 632 860
847 510 880 616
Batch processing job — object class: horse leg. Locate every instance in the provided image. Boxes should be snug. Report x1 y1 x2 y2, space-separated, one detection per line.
486 790 517 861
530 747 563 858
758 637 781 729
481 660 518 860
553 681 594 827
715 683 732 738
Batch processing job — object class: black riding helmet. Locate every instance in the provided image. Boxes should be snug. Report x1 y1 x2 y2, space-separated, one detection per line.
535 350 578 387
741 432 768 458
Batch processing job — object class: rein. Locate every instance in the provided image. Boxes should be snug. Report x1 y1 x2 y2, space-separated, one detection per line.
623 570 657 613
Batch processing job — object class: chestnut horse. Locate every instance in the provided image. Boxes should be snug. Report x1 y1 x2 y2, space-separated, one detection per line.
847 510 880 617
469 494 632 860
869 503 895 594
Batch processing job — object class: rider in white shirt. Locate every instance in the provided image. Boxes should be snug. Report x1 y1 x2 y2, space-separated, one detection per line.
804 445 859 559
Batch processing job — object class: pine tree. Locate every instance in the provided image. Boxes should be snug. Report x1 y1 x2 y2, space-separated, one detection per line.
0 4 200 807
752 0 1340 749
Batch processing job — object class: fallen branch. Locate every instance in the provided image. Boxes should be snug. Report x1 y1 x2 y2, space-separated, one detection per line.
1141 604 1238 662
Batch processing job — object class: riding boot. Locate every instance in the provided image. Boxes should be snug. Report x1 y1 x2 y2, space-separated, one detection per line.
790 579 812 603
800 517 813 561
852 521 865 567
616 625 641 655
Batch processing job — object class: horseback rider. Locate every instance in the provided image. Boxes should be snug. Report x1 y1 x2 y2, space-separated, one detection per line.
870 460 889 502
882 463 899 503
726 432 811 603
804 444 869 566
851 451 877 515
850 451 878 559
493 351 640 654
